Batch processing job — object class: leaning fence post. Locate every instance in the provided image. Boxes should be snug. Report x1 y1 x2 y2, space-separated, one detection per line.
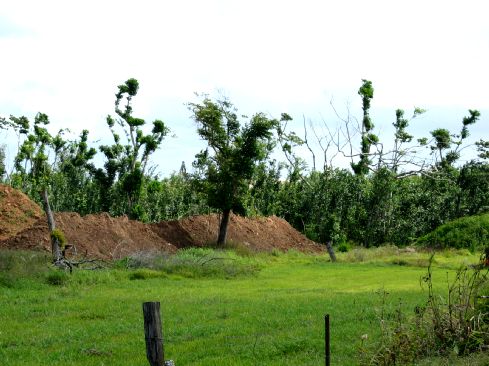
325 314 331 366
143 302 165 366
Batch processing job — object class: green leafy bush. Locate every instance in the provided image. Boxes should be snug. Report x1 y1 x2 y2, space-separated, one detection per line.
417 213 489 251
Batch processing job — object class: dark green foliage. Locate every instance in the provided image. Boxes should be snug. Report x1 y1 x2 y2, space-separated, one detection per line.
417 213 489 250
458 161 489 215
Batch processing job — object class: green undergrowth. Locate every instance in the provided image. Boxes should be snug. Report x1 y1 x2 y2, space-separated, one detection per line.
118 247 263 279
417 213 489 251
0 247 486 365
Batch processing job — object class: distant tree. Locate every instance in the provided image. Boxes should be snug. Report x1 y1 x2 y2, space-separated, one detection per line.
430 109 480 168
189 96 279 245
351 79 377 175
13 113 68 264
95 78 170 218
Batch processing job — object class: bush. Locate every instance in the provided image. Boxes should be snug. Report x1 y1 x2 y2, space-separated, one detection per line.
337 242 350 253
417 213 489 251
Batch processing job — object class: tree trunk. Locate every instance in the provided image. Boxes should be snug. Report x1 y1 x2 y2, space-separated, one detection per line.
217 209 231 246
325 241 337 262
41 188 62 262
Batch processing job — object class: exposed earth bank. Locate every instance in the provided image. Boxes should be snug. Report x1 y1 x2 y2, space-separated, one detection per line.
0 185 324 259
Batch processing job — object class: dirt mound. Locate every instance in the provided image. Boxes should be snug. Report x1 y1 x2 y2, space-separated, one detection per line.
0 212 177 259
150 213 324 253
0 185 324 257
0 184 43 241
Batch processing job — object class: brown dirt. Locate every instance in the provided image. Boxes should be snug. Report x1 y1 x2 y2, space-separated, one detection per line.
0 185 324 258
0 212 178 259
0 184 43 241
150 213 324 253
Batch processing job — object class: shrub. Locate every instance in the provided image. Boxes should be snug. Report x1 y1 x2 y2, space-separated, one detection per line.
337 242 350 253
417 213 489 251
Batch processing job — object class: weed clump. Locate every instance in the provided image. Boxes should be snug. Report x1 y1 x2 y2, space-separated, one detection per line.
121 248 261 279
359 254 489 365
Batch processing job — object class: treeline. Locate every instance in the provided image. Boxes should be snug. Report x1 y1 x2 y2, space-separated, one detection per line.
1 79 489 248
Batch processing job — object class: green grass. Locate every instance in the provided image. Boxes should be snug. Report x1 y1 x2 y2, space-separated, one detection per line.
0 248 485 365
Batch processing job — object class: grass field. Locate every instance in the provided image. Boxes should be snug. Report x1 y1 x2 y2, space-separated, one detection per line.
0 247 487 365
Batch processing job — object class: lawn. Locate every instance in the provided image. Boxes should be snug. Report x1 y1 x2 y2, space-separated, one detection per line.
0 248 486 365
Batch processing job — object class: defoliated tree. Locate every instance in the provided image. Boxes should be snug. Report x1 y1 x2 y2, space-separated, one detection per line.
189 97 279 246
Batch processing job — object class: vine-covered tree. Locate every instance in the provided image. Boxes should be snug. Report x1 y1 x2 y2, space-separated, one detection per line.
189 96 279 245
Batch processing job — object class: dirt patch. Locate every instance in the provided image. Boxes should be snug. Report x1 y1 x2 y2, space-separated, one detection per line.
0 185 324 258
150 213 325 253
0 184 43 241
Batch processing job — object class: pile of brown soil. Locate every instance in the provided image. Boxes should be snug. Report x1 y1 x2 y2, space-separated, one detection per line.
0 185 324 258
0 212 177 259
0 184 43 241
150 213 324 253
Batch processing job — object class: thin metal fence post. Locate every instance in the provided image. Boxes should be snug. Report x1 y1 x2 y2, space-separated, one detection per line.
325 314 330 366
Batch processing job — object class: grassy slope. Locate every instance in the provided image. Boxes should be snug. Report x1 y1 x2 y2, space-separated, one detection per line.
0 249 484 365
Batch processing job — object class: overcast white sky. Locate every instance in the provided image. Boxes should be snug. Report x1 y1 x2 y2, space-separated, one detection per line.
1 0 488 175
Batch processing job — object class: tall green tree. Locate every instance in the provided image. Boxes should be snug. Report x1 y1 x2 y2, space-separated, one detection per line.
189 96 279 245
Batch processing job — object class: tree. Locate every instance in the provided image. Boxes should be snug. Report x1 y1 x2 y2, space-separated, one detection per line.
351 79 377 175
189 96 279 245
430 109 480 168
13 113 69 265
95 78 170 218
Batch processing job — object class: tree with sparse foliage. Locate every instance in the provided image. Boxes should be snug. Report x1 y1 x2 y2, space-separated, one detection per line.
189 96 279 245
12 113 69 265
95 78 170 218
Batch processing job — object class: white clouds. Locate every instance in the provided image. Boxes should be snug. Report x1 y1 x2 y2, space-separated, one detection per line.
1 0 488 173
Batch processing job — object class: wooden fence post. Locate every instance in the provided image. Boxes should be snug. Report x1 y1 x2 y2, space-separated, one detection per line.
143 302 165 366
